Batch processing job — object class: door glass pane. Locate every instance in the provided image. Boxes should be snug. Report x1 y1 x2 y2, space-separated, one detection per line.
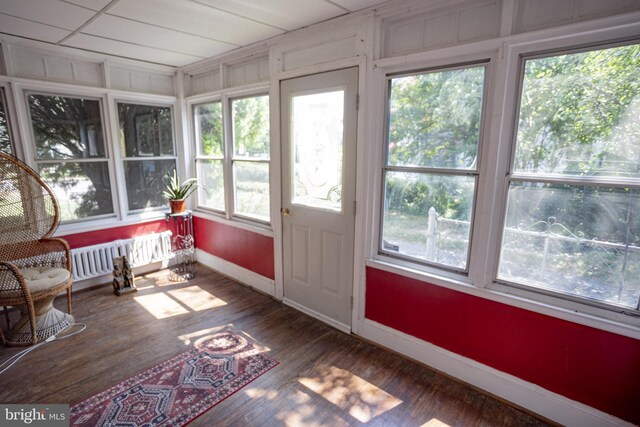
291 90 344 211
38 161 114 222
498 182 640 309
382 171 475 270
234 161 270 221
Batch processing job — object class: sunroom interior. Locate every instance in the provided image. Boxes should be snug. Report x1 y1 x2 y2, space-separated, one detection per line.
0 0 639 425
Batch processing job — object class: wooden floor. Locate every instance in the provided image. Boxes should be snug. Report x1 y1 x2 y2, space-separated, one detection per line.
0 264 550 426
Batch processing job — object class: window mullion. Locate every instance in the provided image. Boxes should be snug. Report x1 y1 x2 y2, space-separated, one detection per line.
223 94 234 220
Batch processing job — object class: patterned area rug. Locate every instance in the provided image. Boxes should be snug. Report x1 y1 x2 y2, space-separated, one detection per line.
70 330 278 426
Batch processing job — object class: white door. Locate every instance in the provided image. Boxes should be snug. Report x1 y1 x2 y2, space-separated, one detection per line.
280 67 358 332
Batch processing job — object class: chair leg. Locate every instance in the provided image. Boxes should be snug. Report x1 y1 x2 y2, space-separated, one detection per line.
3 306 10 328
0 307 7 345
66 288 72 315
28 303 37 346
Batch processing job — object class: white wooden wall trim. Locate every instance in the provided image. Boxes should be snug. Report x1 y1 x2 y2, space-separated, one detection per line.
359 319 634 427
195 249 276 297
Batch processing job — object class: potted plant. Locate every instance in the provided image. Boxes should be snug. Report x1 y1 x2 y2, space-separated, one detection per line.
163 170 198 214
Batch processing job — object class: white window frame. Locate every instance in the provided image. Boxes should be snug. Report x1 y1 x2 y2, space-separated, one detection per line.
488 38 640 317
22 88 119 225
229 93 271 224
112 98 179 215
8 80 179 235
192 95 224 214
188 85 271 229
0 85 17 155
368 27 640 334
378 60 490 275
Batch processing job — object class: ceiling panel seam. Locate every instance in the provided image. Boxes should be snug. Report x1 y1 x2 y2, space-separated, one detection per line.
58 0 121 44
100 13 240 47
0 11 71 32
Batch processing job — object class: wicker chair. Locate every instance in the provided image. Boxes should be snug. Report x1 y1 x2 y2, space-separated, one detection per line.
0 152 73 346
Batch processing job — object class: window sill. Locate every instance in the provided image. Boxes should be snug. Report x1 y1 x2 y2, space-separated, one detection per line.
365 257 640 340
55 210 169 237
192 209 274 238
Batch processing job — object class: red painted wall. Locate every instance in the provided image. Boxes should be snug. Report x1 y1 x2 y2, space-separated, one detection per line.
365 267 640 424
57 220 168 249
193 216 275 280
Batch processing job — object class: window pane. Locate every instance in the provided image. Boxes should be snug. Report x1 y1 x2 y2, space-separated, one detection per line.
28 94 105 160
118 103 174 157
498 182 640 309
514 44 640 177
382 172 475 270
234 161 269 221
387 66 484 169
197 159 224 211
39 162 114 222
194 102 223 157
232 95 269 159
0 89 12 154
292 90 344 211
124 159 175 211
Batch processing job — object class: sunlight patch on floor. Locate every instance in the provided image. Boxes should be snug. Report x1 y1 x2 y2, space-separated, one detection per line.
275 391 318 426
134 293 188 319
299 366 402 423
178 325 229 345
167 286 227 311
421 419 451 427
245 387 279 400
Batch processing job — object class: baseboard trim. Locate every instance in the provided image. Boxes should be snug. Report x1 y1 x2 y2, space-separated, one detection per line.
358 319 632 427
282 298 351 334
195 249 275 297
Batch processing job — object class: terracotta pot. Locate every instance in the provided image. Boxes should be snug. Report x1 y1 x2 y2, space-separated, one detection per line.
169 199 186 214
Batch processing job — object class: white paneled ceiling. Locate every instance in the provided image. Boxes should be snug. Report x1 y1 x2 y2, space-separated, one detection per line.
0 0 388 67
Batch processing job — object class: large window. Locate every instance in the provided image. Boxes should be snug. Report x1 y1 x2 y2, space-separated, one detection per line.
117 102 176 212
498 43 640 311
380 64 486 271
194 94 270 224
194 101 224 211
27 93 114 222
0 88 13 154
231 95 270 221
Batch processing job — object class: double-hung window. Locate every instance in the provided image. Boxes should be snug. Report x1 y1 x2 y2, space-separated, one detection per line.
0 88 14 154
497 42 640 312
194 101 225 211
27 93 115 222
194 94 270 224
117 102 177 212
231 95 270 222
380 63 487 272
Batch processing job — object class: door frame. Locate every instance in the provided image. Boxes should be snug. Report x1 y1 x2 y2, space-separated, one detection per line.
271 58 368 334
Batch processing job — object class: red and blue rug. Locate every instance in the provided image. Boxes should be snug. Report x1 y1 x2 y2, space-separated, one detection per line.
70 330 278 426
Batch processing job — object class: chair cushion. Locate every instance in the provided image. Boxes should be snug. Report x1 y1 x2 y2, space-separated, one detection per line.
21 267 71 293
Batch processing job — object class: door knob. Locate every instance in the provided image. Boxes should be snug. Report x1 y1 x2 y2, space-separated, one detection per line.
281 208 291 216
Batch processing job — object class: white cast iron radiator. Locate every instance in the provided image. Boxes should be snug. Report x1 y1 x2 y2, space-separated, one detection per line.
69 231 173 281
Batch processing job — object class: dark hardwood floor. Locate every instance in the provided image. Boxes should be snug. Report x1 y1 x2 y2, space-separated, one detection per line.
0 264 550 426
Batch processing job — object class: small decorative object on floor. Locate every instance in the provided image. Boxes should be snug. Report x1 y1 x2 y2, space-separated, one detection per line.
69 329 279 427
112 256 137 296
